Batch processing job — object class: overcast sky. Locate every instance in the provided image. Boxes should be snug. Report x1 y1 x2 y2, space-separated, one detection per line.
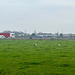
0 0 75 33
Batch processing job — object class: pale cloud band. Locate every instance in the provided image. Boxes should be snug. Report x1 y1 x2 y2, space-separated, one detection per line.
0 0 75 33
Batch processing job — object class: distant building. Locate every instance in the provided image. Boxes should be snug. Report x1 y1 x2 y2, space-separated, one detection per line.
0 33 15 38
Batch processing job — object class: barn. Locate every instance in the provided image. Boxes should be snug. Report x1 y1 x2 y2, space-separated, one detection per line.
0 33 15 38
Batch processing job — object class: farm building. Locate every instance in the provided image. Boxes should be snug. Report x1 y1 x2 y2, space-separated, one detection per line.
0 33 15 38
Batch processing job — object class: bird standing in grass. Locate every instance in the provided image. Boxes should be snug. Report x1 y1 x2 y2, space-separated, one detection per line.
34 44 37 46
57 44 60 46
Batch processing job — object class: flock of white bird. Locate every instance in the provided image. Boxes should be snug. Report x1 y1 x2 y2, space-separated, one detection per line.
34 44 60 46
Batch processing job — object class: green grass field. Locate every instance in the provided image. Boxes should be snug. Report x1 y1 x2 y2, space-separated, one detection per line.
0 39 75 75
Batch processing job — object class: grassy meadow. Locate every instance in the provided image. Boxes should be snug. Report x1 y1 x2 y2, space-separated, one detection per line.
0 39 75 75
